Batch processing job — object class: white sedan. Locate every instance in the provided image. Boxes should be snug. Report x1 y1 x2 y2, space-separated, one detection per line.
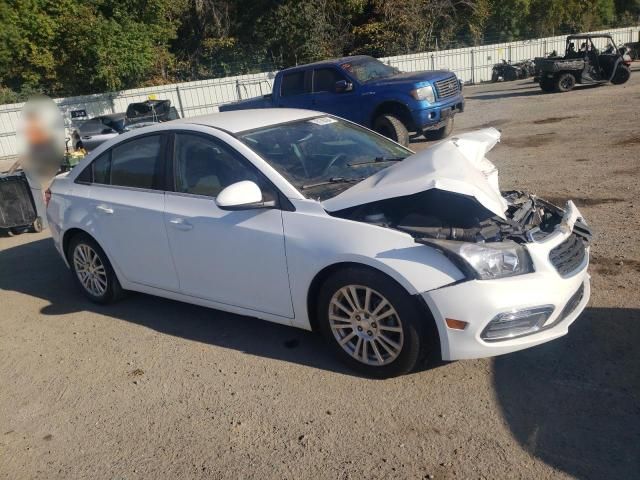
46 109 591 377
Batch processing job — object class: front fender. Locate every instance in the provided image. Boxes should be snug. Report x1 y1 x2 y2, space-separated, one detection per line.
282 203 465 330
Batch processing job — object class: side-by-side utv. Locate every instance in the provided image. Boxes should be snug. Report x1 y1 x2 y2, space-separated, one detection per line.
535 34 632 93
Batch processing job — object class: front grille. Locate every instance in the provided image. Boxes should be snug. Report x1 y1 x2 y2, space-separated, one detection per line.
434 76 460 99
549 233 587 277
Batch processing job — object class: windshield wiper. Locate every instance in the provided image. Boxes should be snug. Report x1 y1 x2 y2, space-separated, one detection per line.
300 177 365 190
347 156 405 167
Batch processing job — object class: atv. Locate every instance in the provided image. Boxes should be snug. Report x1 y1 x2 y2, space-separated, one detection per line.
535 34 632 93
491 59 536 82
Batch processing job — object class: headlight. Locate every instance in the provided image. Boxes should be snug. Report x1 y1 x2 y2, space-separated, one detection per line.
431 240 533 280
410 85 435 103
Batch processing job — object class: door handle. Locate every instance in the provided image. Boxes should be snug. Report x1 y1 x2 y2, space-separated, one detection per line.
95 204 114 214
169 218 193 231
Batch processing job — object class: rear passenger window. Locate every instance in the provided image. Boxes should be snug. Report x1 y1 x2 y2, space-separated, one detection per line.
110 135 164 190
281 71 308 97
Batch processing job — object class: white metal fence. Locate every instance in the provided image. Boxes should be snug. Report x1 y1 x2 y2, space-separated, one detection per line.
1 25 638 159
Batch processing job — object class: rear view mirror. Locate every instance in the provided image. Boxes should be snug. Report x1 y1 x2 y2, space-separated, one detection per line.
334 80 353 93
216 181 273 210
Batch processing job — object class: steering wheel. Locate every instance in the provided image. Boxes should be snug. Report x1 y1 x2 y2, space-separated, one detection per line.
321 153 348 176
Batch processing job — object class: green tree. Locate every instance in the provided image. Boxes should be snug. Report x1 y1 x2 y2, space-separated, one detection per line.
0 0 59 94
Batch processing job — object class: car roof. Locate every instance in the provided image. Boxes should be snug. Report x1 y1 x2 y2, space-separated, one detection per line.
173 109 324 134
282 55 373 71
567 34 613 40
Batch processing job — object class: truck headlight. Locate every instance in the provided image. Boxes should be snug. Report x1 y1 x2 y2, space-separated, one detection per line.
431 240 533 280
410 85 435 103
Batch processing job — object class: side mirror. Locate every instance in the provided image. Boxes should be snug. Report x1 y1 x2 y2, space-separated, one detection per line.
216 181 273 210
334 80 353 93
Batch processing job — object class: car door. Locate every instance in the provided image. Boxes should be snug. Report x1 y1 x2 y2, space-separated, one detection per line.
83 134 180 291
311 67 364 124
275 70 314 110
163 132 294 318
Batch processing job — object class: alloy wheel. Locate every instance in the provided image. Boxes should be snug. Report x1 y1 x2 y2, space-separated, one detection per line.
328 285 404 366
73 243 108 297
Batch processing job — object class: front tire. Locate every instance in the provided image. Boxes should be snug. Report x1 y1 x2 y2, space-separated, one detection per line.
317 266 437 378
424 117 454 141
373 114 410 147
555 73 576 92
67 234 123 304
611 65 631 85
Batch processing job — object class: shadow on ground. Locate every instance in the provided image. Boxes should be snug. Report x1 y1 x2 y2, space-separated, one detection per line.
493 306 640 480
0 237 444 378
468 83 604 101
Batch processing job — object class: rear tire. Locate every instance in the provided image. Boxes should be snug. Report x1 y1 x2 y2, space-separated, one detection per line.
373 114 410 147
555 73 576 92
317 266 438 378
539 78 555 93
67 233 123 304
424 117 454 141
611 65 631 85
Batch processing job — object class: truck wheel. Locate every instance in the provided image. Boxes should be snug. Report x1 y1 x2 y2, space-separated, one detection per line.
555 73 575 92
374 114 409 146
611 65 631 85
539 78 555 93
424 117 454 141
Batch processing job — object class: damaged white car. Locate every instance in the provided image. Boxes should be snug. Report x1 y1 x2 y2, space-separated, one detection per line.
46 109 591 377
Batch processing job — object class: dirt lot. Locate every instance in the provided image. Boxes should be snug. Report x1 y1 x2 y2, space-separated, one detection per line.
1 71 639 480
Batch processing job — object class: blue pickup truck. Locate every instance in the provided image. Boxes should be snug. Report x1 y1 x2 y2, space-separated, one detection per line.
219 55 464 146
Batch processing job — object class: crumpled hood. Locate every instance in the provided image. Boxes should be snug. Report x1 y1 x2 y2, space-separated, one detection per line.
322 128 508 219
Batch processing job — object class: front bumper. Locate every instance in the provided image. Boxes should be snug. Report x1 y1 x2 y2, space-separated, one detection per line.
412 96 465 131
422 201 591 361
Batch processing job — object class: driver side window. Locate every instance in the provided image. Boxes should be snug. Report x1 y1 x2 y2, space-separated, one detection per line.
313 68 346 93
173 133 273 200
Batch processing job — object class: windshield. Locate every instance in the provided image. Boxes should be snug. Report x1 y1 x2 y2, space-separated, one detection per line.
340 57 399 83
237 116 412 200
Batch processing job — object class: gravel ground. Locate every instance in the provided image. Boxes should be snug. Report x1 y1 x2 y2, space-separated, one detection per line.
1 70 639 480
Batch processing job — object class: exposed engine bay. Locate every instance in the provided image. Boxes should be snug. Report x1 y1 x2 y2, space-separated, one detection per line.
331 189 581 244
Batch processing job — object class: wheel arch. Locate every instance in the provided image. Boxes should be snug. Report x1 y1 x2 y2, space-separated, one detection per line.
62 228 122 281
305 261 434 334
370 101 415 131
62 227 91 260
